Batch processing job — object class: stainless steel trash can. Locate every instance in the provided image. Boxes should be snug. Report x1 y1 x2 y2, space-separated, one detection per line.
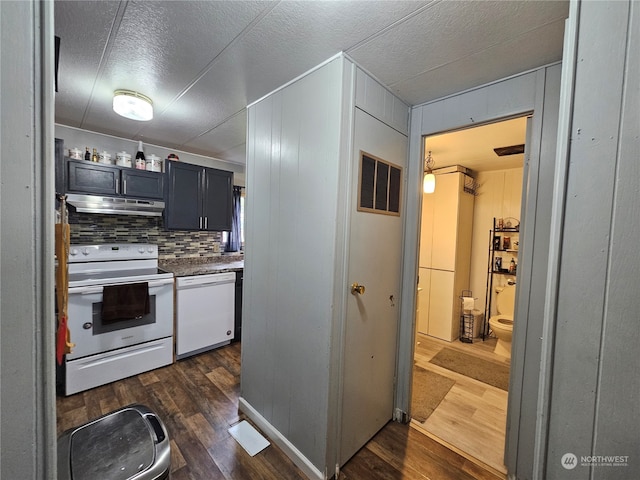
57 404 170 480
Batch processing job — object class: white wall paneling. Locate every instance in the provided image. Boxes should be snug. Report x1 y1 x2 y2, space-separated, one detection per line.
400 62 561 478
0 1 57 478
469 168 524 318
243 54 409 477
354 66 409 135
243 57 344 477
544 1 640 477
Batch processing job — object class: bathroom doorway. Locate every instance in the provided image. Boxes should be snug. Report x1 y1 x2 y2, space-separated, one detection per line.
411 116 527 476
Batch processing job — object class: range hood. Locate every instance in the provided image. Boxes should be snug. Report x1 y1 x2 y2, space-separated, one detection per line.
65 193 164 217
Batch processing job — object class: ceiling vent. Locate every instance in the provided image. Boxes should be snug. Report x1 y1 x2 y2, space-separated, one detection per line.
493 144 525 156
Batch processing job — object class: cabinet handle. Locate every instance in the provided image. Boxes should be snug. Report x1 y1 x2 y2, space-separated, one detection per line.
204 217 208 229
122 179 126 195
115 180 119 194
199 217 203 229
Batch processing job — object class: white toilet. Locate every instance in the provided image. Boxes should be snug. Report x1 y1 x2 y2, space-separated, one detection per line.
488 284 516 357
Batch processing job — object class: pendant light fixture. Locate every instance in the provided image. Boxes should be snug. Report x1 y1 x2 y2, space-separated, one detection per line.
113 90 154 121
423 150 436 193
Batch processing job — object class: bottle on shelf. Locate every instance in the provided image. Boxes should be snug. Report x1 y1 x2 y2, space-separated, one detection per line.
84 147 91 161
91 148 98 162
135 141 146 170
509 258 516 274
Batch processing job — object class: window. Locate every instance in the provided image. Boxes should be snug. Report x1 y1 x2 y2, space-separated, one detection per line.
221 187 245 251
357 151 402 216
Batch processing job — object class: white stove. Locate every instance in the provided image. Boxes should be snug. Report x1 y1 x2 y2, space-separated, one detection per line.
68 243 173 286
64 243 175 395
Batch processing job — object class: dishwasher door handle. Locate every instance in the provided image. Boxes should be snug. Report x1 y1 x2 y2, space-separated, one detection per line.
176 273 236 288
178 280 234 289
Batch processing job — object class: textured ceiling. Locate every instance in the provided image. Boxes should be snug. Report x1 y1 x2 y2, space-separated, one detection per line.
54 0 568 166
426 116 528 173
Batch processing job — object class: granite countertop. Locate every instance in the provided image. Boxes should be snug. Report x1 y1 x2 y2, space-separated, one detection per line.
159 254 244 277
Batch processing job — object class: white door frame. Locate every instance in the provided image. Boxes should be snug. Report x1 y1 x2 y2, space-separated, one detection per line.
396 64 562 476
1 0 57 477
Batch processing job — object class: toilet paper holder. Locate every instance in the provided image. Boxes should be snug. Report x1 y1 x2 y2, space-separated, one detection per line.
459 290 479 343
460 290 477 311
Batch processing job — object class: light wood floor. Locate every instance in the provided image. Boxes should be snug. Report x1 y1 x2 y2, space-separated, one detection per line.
412 333 510 477
57 341 502 480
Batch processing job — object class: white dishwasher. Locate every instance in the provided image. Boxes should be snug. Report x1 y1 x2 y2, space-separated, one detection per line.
176 272 236 359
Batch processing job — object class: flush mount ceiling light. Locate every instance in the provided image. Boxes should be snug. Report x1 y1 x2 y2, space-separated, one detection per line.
423 150 436 194
113 90 153 121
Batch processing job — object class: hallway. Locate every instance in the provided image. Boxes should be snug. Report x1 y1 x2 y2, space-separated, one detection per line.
57 342 502 479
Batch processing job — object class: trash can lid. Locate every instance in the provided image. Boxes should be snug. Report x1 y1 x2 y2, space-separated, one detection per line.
70 408 155 480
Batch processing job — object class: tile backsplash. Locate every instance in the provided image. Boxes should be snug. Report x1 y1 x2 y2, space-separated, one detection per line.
68 210 224 259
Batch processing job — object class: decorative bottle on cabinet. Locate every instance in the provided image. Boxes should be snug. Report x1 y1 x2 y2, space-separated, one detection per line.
135 141 146 170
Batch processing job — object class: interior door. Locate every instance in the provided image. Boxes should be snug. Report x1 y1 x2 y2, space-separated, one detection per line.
339 109 407 465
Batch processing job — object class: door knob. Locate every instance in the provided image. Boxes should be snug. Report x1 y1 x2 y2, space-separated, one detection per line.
351 282 365 295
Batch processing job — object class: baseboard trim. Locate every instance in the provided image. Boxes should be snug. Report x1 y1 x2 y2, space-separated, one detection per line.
238 397 325 480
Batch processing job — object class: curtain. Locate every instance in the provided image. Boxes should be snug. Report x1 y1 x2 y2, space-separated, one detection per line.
225 186 242 252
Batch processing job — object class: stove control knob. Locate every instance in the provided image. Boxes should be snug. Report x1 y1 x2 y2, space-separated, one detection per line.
138 247 145 254
82 248 90 256
69 248 78 257
147 247 154 253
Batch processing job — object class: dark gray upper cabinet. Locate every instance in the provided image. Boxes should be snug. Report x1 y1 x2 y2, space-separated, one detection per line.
165 160 232 231
202 167 233 231
67 159 119 195
64 158 164 200
55 138 65 195
121 168 165 200
165 161 201 230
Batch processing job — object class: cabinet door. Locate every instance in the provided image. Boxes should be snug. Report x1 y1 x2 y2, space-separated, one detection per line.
164 161 201 230
202 167 232 231
122 169 164 200
66 160 119 196
417 267 431 334
427 269 455 341
55 140 65 194
420 191 435 268
431 173 460 271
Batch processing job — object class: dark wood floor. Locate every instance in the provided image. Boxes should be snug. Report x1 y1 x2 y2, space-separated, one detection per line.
57 342 502 480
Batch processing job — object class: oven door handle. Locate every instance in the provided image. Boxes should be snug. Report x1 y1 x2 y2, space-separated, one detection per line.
69 278 174 295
